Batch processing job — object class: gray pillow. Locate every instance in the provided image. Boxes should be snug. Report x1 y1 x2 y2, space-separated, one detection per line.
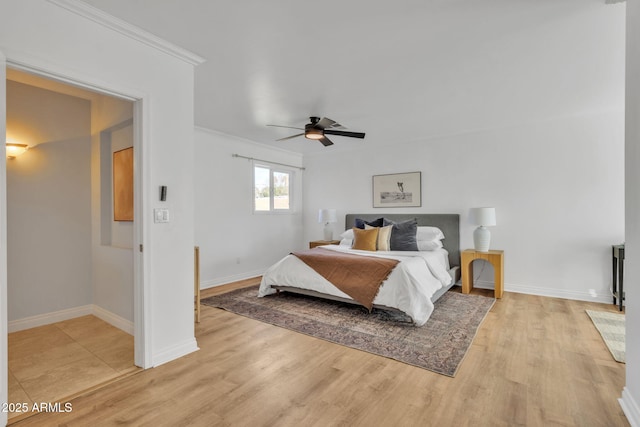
354 217 384 229
387 218 419 251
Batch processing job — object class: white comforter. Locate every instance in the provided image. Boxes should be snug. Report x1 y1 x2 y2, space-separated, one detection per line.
258 245 452 326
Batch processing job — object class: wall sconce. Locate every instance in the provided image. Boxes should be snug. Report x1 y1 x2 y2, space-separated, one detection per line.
6 143 29 159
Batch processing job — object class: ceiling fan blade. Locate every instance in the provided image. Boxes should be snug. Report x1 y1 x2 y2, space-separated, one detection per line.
319 136 334 146
324 129 366 139
267 124 305 130
316 117 336 129
276 133 305 141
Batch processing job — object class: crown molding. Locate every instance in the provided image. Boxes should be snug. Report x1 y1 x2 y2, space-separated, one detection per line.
47 0 206 66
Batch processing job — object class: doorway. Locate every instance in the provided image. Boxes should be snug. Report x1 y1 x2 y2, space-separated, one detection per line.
4 67 144 421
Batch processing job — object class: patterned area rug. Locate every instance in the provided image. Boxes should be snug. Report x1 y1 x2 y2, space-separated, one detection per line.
202 286 495 377
586 310 625 363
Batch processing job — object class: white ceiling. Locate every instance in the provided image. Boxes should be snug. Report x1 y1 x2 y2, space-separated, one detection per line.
81 0 625 154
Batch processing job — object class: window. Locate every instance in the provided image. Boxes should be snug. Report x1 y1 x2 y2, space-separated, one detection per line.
254 164 292 212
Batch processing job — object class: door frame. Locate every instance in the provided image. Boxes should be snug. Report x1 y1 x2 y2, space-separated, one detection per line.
0 56 151 423
1 50 8 427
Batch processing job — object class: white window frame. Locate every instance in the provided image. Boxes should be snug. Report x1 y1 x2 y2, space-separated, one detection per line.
253 162 294 214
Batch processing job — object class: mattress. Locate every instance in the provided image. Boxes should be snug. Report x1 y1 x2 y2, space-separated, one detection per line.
259 245 454 325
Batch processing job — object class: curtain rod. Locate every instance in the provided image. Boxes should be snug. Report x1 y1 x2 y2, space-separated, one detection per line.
232 153 305 170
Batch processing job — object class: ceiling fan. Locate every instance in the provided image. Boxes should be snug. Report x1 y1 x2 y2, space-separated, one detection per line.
267 116 365 147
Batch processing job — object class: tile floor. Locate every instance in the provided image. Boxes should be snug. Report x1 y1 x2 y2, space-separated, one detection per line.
7 315 137 421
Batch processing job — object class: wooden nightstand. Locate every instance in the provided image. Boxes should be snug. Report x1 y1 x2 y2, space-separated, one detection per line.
309 240 340 249
461 249 504 298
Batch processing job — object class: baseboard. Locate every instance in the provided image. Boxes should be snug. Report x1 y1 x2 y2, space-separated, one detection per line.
92 305 134 335
152 337 199 367
200 268 265 290
620 387 640 427
472 280 612 304
8 305 93 333
8 304 133 335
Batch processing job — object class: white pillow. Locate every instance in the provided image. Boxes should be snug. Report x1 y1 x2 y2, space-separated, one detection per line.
416 226 445 242
340 229 354 240
417 240 444 251
339 229 354 246
365 224 393 251
340 238 352 246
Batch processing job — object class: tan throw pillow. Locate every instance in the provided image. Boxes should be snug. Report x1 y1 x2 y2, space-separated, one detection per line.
365 224 392 251
352 227 379 251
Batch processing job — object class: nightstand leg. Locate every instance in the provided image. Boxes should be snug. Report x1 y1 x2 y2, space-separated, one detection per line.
493 255 504 299
462 257 473 294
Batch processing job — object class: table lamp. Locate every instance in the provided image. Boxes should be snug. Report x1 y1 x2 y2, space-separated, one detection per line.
469 207 496 252
318 209 337 241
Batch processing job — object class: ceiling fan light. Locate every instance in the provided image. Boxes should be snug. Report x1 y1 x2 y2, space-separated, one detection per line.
305 128 323 140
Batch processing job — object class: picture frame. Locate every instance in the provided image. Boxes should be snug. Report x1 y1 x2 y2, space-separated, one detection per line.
113 147 134 221
372 171 421 208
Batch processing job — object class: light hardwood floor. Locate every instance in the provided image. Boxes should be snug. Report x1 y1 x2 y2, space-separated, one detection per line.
8 315 137 423
12 278 629 426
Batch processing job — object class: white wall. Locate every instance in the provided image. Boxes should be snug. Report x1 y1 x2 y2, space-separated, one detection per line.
303 112 624 303
5 78 135 329
0 0 200 378
6 80 90 147
7 141 92 320
6 81 92 322
91 96 134 324
623 0 640 424
194 127 304 287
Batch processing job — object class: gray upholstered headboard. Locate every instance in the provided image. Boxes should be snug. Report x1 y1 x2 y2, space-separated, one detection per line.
345 214 460 267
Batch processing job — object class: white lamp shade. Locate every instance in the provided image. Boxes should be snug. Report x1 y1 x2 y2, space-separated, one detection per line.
469 207 496 226
318 208 337 224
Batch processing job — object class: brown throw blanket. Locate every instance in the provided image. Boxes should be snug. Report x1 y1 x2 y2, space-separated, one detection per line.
290 248 400 311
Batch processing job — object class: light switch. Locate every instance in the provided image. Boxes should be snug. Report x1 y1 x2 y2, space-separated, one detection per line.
154 208 170 223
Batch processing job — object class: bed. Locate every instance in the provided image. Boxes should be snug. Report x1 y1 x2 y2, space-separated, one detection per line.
258 213 461 326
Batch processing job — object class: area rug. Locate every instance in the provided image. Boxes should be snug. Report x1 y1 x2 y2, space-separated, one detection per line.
202 286 495 377
586 310 625 363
